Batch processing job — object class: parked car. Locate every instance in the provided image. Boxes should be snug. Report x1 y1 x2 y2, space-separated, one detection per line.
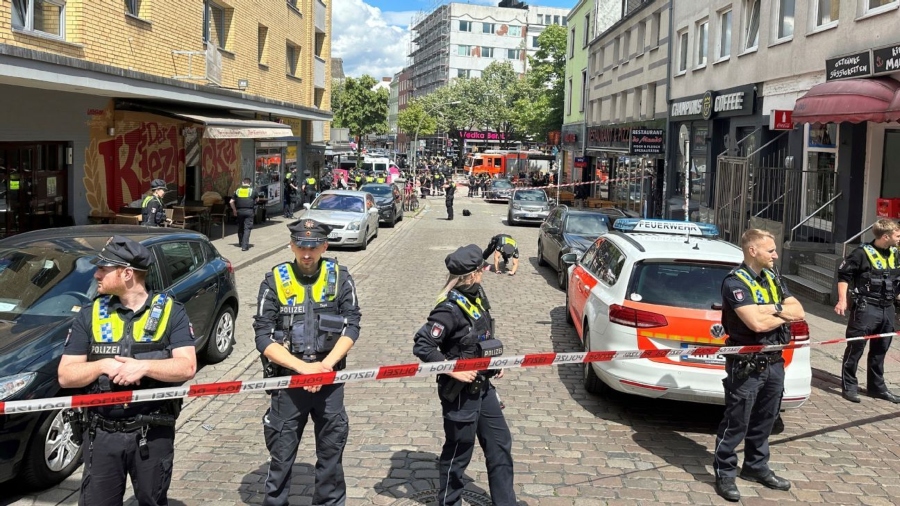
484 179 515 202
0 226 238 490
564 218 811 407
359 183 404 227
300 190 379 250
537 206 611 289
592 207 641 227
507 188 551 226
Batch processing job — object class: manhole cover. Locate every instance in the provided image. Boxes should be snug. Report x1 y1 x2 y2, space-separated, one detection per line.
390 489 493 506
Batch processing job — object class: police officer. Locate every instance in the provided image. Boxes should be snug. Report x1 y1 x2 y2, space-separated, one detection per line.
375 173 386 184
413 244 515 506
713 229 804 502
230 178 258 252
58 236 196 506
353 171 363 190
444 179 456 220
835 218 900 403
365 172 375 184
483 234 519 276
141 179 168 227
253 219 362 506
302 169 318 206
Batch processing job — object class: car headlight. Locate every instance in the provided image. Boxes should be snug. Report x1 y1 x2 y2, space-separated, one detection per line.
0 372 36 401
512 204 522 210
345 221 362 231
568 248 586 260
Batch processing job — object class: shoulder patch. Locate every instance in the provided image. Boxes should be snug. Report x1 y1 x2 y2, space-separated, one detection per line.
733 289 744 302
431 323 445 338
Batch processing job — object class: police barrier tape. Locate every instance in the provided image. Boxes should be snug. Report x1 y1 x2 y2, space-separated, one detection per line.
1 332 893 415
475 176 650 193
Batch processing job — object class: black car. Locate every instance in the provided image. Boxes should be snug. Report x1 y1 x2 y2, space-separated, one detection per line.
592 206 640 226
0 226 239 489
484 179 515 202
537 206 612 290
360 183 404 227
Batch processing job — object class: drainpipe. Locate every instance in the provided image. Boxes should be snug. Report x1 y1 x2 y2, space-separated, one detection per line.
662 0 674 218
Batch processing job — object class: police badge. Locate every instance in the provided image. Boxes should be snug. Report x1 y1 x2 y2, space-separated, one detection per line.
733 289 744 301
431 323 445 338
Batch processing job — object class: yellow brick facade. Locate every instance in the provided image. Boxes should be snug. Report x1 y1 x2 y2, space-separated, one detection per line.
0 0 331 115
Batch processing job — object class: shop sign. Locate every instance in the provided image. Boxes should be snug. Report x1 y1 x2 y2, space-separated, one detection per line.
873 43 900 76
825 50 872 81
574 156 588 168
770 110 794 130
587 126 631 152
670 85 755 120
630 129 665 154
563 133 578 144
457 130 508 141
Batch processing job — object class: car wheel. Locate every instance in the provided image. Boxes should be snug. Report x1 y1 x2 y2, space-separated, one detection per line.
537 240 548 267
373 223 379 239
507 212 516 226
582 326 610 396
360 228 369 250
387 214 396 228
204 306 235 363
565 287 574 326
397 207 403 222
19 409 83 489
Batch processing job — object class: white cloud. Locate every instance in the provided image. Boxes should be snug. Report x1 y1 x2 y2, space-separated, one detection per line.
332 0 413 79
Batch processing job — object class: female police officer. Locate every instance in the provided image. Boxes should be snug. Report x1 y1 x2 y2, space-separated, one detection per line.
413 244 516 506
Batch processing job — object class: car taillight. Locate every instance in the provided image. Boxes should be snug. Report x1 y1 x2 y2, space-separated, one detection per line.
790 320 809 342
224 258 234 275
609 304 668 328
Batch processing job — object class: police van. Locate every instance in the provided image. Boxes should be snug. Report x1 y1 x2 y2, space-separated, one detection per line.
564 219 812 407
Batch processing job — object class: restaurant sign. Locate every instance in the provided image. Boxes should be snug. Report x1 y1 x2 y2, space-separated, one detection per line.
630 129 665 155
873 43 900 76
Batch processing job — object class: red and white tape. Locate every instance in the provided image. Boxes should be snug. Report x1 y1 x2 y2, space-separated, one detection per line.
1 332 892 415
496 176 650 193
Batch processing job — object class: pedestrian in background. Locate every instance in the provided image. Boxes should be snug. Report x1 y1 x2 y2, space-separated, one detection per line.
834 218 900 403
413 244 516 506
253 219 362 506
230 178 258 252
141 179 169 227
712 229 804 502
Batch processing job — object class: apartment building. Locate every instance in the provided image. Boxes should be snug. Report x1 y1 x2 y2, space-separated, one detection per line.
561 0 594 186
0 0 332 236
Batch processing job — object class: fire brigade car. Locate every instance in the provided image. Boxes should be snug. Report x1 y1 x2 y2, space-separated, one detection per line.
563 219 811 408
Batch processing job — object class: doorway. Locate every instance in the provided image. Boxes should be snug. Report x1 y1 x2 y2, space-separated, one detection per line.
880 130 900 198
0 142 69 237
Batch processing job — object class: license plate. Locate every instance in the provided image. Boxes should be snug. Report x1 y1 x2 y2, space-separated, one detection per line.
680 343 725 365
524 213 537 218
328 232 340 239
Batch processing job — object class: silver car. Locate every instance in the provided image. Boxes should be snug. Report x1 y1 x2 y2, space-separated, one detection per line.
300 190 379 249
507 188 551 226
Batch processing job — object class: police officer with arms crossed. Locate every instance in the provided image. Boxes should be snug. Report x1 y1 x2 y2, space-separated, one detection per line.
835 218 900 403
141 179 169 227
58 236 197 506
712 229 804 502
413 244 516 506
253 219 361 506
230 177 258 252
483 234 519 276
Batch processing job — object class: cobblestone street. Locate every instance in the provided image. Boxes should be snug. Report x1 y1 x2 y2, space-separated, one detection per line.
7 196 900 506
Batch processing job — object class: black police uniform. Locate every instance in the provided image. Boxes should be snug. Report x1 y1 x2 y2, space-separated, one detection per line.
413 245 516 506
713 263 790 483
284 176 297 218
252 220 362 506
63 237 194 506
838 242 900 398
468 175 476 197
141 179 167 227
444 182 456 220
302 174 318 206
233 184 257 251
483 235 519 267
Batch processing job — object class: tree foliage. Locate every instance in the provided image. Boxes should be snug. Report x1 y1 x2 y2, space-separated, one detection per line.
397 100 437 139
332 75 389 152
522 24 567 138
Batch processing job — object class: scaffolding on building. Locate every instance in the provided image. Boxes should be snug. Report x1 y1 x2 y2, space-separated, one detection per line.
410 4 451 99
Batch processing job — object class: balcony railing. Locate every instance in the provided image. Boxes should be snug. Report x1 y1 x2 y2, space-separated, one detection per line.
315 0 326 33
314 56 326 89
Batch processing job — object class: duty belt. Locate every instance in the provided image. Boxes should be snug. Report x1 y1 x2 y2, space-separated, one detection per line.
859 296 895 308
90 412 175 433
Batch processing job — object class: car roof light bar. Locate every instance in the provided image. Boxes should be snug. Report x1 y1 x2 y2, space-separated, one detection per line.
612 218 720 238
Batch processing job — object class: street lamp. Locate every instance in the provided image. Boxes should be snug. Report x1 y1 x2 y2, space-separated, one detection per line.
411 101 459 171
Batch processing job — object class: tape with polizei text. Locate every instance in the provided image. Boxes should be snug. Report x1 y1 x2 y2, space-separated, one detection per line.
1 332 893 415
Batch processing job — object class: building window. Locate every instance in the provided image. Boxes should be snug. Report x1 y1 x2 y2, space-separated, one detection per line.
286 43 299 76
776 0 795 39
125 0 142 17
623 30 631 62
814 0 839 27
483 22 495 34
697 20 708 66
508 25 521 36
646 82 657 117
457 69 471 78
569 27 576 57
865 0 897 14
613 38 620 65
719 9 732 59
636 20 646 55
459 20 472 32
507 48 520 59
580 70 587 112
287 0 298 9
481 47 494 58
562 16 567 26
258 25 268 65
458 45 471 56
678 30 689 72
532 36 540 47
743 0 760 51
651 12 662 48
11 0 67 39
567 78 573 115
554 15 560 25
583 13 590 47
203 0 227 48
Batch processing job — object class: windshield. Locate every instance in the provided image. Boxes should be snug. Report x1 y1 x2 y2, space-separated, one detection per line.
514 190 547 202
628 261 735 310
565 214 609 236
312 194 365 213
491 180 514 189
0 247 98 320
360 185 392 196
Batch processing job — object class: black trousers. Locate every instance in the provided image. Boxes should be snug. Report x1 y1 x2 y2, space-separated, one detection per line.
437 378 516 506
843 303 895 394
79 425 175 506
283 197 294 217
236 209 254 249
263 384 349 506
446 199 454 220
713 359 784 479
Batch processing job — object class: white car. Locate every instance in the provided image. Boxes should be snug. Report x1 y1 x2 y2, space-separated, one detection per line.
564 219 811 408
300 190 379 250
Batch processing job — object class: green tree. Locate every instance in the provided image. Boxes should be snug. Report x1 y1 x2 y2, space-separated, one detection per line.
524 24 567 139
332 75 389 156
397 99 437 139
481 61 524 149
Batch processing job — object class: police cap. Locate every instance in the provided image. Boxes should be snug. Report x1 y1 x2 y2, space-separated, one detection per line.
288 219 332 247
500 244 516 256
150 179 167 190
445 244 486 276
304 170 311 176
91 235 153 271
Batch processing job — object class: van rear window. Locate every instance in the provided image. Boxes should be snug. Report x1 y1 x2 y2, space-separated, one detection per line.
628 261 736 310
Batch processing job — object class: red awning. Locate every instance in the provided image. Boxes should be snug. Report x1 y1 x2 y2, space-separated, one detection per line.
888 87 900 122
793 77 900 124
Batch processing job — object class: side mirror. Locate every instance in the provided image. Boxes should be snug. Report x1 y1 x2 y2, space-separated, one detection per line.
561 252 578 264
303 203 311 210
546 226 560 235
368 207 378 214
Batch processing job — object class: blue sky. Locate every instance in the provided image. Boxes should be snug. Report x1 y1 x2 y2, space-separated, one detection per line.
332 0 576 79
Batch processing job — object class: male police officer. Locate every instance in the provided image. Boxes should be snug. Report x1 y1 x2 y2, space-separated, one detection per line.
301 169 318 207
253 219 362 506
58 236 196 506
835 218 900 403
284 172 299 218
483 234 519 276
444 179 456 220
141 179 168 227
230 178 258 252
713 229 804 502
